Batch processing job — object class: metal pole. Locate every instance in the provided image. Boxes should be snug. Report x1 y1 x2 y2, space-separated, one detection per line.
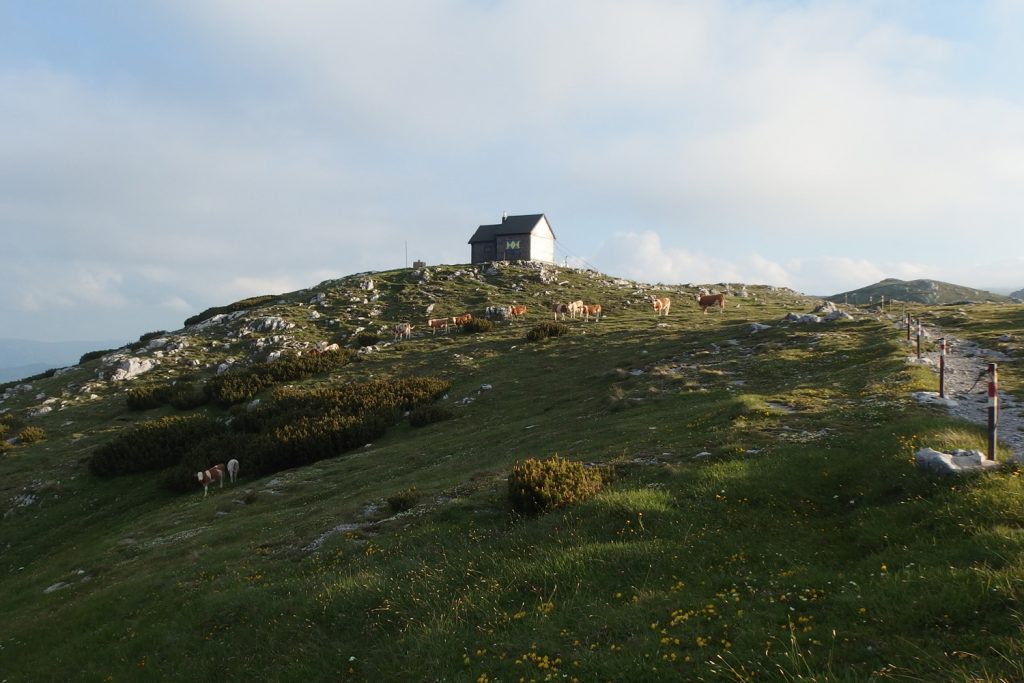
939 338 946 398
988 363 998 461
906 312 911 341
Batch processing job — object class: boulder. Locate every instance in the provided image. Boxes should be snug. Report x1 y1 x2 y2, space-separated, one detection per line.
915 447 1000 475
109 358 155 381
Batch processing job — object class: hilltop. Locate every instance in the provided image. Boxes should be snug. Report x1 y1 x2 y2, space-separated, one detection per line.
2 262 1024 682
828 277 1013 305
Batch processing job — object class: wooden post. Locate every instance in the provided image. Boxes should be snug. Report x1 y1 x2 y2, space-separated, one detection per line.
906 312 912 341
939 338 946 398
916 321 922 360
988 363 998 461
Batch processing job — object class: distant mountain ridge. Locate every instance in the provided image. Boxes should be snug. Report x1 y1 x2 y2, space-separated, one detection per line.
0 338 123 383
828 278 1014 305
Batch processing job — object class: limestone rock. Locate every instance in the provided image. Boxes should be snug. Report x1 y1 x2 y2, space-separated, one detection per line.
915 447 999 475
109 358 156 381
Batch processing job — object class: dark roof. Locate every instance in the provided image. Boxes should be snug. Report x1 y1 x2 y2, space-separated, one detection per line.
468 214 553 243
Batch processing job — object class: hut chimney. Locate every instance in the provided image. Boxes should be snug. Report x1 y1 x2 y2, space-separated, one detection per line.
502 211 508 223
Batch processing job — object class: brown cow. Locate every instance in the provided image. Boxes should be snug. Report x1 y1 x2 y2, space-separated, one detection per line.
695 292 725 314
197 464 225 497
427 317 450 334
509 305 528 320
451 313 473 327
650 296 671 317
583 304 602 321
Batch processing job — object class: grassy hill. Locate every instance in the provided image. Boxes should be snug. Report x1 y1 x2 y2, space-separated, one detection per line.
828 278 1013 306
2 263 1024 681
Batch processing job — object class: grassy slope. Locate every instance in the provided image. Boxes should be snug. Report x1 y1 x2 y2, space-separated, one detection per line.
2 265 1023 682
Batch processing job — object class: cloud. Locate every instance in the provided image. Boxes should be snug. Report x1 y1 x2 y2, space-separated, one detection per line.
591 230 792 288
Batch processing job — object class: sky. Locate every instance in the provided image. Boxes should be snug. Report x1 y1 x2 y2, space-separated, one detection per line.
2 0 1024 345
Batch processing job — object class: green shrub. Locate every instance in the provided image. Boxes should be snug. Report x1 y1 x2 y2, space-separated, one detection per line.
0 440 11 455
126 385 171 411
89 415 226 477
184 295 278 327
508 455 603 514
526 322 570 342
356 332 381 347
17 426 45 444
79 348 117 365
205 349 356 406
408 404 454 428
236 376 451 477
387 486 421 513
167 382 209 410
462 318 494 334
128 330 168 352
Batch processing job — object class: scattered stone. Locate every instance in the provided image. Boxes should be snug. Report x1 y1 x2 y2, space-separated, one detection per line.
915 447 1000 475
248 317 296 333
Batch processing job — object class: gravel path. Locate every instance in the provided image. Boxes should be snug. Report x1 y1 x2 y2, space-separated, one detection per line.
909 325 1023 462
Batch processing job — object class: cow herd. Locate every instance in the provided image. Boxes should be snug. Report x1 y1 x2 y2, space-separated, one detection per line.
388 289 727 342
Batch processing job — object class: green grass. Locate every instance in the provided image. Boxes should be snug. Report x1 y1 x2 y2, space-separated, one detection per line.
2 264 1023 681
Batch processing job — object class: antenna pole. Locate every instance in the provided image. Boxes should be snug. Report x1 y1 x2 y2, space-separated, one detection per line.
405 241 408 268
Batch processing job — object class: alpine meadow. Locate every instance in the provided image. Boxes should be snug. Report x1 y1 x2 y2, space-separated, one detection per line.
2 262 1024 682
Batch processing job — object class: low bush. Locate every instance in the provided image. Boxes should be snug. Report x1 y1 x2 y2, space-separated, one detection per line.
508 455 603 514
17 426 46 444
79 348 117 365
408 404 454 428
126 386 171 411
89 415 226 477
387 486 421 513
236 376 451 477
526 322 570 342
128 330 168 352
205 349 356 406
167 382 209 410
184 295 278 327
461 319 494 334
0 441 11 455
356 332 381 348
0 418 14 440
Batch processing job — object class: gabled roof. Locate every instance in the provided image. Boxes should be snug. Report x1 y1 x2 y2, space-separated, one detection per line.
468 214 554 243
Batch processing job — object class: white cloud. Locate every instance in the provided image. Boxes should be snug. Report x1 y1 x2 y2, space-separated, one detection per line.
592 230 793 288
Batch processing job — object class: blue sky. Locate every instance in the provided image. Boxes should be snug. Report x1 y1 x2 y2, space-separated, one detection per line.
2 1 1024 345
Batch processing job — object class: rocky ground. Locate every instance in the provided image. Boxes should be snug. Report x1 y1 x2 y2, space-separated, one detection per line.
910 324 1023 462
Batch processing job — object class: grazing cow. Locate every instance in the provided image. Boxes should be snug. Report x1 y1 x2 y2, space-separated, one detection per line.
509 305 528 320
583 304 602 321
393 322 413 340
551 303 569 321
695 292 726 314
227 458 240 483
428 317 450 334
567 300 585 319
651 296 671 316
451 313 473 327
197 464 226 497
